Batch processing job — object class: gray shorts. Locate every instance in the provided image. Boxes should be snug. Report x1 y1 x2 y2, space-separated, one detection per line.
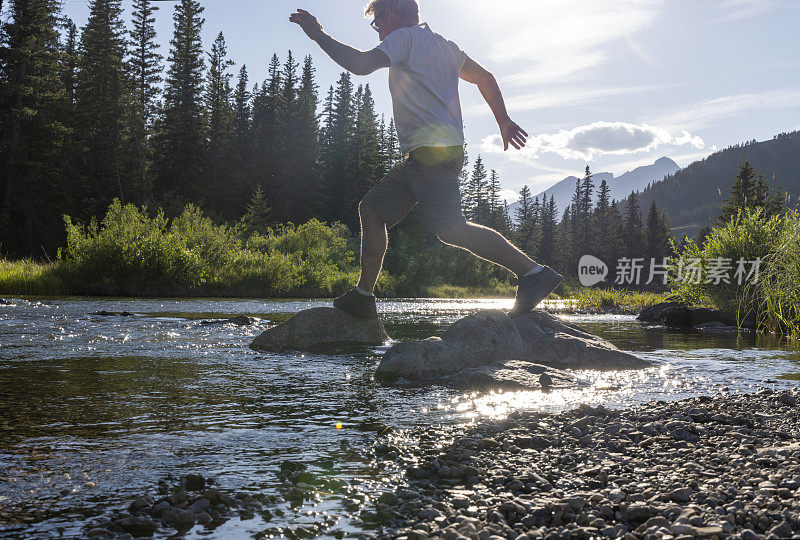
361 145 467 234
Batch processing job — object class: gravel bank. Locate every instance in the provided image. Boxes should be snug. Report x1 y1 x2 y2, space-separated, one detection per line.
373 389 800 540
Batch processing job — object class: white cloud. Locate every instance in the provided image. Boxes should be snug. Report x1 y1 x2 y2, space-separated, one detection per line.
481 0 662 87
481 121 705 162
655 90 800 131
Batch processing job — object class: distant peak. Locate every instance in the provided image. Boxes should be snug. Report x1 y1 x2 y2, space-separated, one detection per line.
655 156 679 167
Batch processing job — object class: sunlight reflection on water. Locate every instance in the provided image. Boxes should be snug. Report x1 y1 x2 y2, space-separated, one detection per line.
0 296 798 538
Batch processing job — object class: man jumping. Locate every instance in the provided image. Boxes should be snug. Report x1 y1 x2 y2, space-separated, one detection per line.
290 0 563 319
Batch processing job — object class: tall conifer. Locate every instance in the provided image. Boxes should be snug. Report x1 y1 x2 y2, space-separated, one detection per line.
151 0 205 211
127 0 162 201
0 0 68 255
204 32 234 216
624 191 645 259
292 55 319 222
76 0 131 214
231 64 252 206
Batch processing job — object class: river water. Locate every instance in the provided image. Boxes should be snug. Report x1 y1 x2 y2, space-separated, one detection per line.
1 297 798 538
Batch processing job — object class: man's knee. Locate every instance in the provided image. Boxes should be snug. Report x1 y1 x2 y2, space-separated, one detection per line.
437 222 470 246
359 200 382 223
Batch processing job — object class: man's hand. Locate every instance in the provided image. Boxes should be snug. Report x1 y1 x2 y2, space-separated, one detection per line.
499 118 528 151
289 9 324 41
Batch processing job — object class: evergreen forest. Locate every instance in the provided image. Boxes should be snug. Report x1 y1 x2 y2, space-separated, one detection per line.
1 0 783 297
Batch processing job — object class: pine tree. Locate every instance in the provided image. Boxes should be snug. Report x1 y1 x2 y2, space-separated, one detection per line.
515 185 533 225
718 158 786 223
719 158 757 224
292 55 319 222
377 114 388 176
465 155 488 222
321 71 355 223
624 191 645 260
766 182 787 218
251 54 281 211
386 117 401 163
592 178 612 259
128 0 162 130
596 178 610 215
514 186 538 254
538 195 557 266
645 200 673 267
607 201 626 268
203 32 235 217
318 84 335 186
487 169 501 228
76 0 132 216
127 0 162 202
0 0 69 256
272 50 298 221
554 206 573 275
151 0 206 212
574 165 595 262
239 183 271 235
57 16 81 193
231 64 252 199
59 18 78 114
348 83 380 229
458 143 470 210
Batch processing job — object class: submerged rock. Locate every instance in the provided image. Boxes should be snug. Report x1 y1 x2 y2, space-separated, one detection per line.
657 305 756 330
201 315 254 326
250 307 388 352
376 309 648 383
441 360 576 391
90 310 135 317
636 301 686 322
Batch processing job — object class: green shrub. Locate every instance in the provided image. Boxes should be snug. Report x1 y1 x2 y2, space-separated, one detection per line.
56 200 360 297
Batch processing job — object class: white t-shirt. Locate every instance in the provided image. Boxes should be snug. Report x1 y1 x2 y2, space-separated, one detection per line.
375 23 468 154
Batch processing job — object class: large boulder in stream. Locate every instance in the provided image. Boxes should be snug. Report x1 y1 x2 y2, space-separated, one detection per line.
250 307 388 352
376 310 649 383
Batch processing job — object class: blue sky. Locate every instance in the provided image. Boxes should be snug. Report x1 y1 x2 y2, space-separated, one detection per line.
59 0 800 202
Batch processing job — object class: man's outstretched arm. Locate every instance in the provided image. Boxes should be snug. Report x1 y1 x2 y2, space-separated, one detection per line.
290 9 390 76
459 56 528 151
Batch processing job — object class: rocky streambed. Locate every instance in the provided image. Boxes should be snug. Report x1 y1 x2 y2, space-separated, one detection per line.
370 389 800 540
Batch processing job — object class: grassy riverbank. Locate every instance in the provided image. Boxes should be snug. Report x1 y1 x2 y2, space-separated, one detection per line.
670 208 800 338
0 259 670 308
562 285 668 312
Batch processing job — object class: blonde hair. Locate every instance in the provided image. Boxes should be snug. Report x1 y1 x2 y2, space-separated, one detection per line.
364 0 420 24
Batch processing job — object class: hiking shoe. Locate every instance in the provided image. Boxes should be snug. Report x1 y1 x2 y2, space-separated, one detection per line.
333 288 378 319
508 266 564 318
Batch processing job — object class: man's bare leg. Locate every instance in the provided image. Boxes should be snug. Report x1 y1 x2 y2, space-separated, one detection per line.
437 221 538 277
356 203 388 293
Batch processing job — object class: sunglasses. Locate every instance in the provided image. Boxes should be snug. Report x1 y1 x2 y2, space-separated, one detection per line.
371 9 385 32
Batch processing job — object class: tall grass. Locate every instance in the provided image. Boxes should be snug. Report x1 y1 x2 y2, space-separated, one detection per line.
758 210 800 337
569 287 669 311
670 208 800 338
0 259 67 296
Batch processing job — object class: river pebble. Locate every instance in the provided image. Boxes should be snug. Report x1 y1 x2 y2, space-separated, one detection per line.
81 473 263 538
369 390 800 540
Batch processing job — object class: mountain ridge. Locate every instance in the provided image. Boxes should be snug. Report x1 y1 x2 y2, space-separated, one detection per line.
508 157 680 219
